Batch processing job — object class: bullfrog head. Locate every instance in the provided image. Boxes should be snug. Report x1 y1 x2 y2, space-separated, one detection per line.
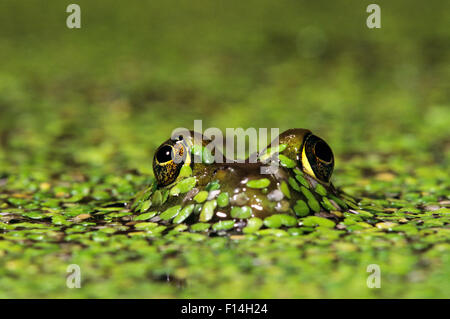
131 129 356 234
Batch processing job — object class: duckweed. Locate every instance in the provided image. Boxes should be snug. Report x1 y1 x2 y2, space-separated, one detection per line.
243 217 264 233
280 181 291 199
170 177 197 195
216 192 230 207
230 206 252 219
259 144 288 162
263 215 283 228
288 177 301 192
302 216 336 228
279 154 297 168
295 173 310 188
315 184 328 196
173 204 195 224
199 200 217 222
293 200 310 217
134 211 157 221
194 191 209 203
191 223 211 232
212 220 235 231
247 178 271 189
160 205 181 221
300 186 321 213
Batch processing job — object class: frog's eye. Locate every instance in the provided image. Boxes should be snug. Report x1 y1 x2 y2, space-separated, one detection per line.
156 145 174 163
300 134 334 183
153 141 190 186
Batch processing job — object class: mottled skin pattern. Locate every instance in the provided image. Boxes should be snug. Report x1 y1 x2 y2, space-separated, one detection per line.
131 129 356 234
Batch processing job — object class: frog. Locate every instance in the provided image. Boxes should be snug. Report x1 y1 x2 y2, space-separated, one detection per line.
130 128 357 234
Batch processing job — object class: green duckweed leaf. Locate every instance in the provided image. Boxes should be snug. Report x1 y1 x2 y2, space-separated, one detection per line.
247 178 271 189
199 200 217 222
230 206 252 219
243 217 263 233
294 200 310 217
259 143 287 162
23 211 45 219
212 220 235 231
202 147 215 164
288 177 301 192
216 192 229 207
160 205 182 221
205 180 220 191
257 229 288 237
140 200 152 212
302 216 335 228
301 186 321 213
194 191 209 203
134 211 157 221
173 204 195 224
263 215 282 228
315 183 328 196
321 197 337 211
280 181 291 199
279 214 297 226
151 190 163 206
279 154 296 168
179 165 193 178
134 222 158 230
295 173 310 188
170 177 196 196
191 223 211 232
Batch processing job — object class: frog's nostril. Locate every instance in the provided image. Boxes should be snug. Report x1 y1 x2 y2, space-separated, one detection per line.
314 140 332 163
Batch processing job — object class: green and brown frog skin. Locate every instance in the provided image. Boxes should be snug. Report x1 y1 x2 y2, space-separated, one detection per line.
131 129 357 234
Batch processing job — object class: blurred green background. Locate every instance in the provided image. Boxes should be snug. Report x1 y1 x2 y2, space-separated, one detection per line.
0 0 448 298
1 0 448 172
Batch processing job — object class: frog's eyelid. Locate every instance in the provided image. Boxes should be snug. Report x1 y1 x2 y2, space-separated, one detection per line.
297 132 311 171
157 160 174 166
301 145 317 180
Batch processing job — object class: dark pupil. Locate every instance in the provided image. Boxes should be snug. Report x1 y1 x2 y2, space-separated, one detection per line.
157 145 173 163
314 140 332 162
